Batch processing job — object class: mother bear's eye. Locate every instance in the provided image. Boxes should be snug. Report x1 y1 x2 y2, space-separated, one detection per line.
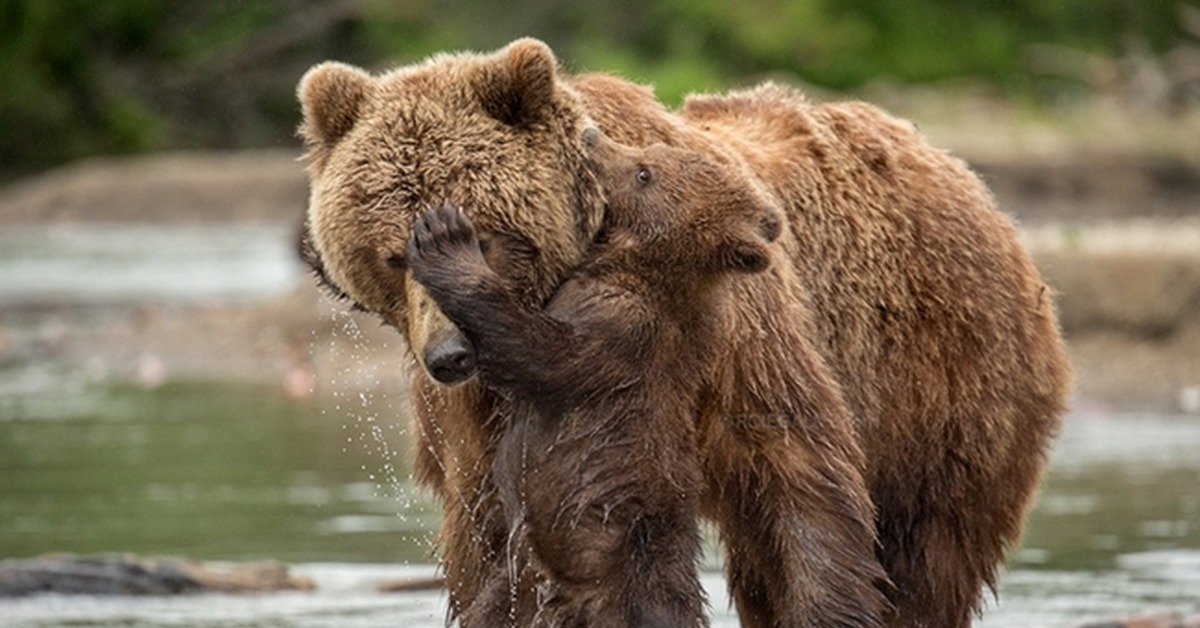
635 166 652 186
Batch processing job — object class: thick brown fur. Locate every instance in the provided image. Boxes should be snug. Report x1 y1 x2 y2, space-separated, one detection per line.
298 39 1072 628
405 132 801 626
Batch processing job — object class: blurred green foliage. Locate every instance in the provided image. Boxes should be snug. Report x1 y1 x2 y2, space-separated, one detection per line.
0 0 1194 180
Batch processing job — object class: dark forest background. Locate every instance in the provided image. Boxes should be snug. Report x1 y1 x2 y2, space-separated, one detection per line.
2 0 1197 182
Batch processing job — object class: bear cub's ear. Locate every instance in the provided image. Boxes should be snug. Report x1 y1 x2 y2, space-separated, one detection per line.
722 208 782 273
476 38 558 127
297 62 374 148
722 240 773 273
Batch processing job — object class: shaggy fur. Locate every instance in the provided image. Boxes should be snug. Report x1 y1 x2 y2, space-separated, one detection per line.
297 38 1071 628
406 132 799 626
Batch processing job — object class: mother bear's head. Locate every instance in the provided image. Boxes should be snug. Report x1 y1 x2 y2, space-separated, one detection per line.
297 39 606 385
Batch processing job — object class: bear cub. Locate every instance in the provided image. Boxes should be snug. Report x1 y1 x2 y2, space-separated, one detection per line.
407 127 782 626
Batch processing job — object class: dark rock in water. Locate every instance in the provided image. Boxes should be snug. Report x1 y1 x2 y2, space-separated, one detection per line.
0 553 314 596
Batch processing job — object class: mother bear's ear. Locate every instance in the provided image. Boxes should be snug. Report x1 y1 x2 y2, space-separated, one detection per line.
297 61 374 149
474 37 558 128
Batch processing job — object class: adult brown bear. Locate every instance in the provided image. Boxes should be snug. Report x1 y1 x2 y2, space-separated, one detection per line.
297 38 1071 627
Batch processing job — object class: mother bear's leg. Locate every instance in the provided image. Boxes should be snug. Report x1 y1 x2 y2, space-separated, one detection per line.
698 282 892 627
874 409 1060 628
700 408 891 628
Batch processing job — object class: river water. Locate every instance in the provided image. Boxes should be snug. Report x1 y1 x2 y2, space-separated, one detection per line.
0 224 299 306
0 224 1197 626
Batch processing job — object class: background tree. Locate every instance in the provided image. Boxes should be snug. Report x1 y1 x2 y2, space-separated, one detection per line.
1 0 1195 182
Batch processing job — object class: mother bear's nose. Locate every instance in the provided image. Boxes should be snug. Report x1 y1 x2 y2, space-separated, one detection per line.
423 331 477 385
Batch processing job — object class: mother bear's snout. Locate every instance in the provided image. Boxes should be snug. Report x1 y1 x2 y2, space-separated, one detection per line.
423 329 478 384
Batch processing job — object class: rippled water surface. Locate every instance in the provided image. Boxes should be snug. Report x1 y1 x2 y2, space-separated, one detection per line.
2 381 1198 626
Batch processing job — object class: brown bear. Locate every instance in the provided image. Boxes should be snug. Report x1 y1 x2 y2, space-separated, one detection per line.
404 129 889 626
297 38 1071 628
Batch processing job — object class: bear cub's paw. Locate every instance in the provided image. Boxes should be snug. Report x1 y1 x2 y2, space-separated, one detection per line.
407 202 489 289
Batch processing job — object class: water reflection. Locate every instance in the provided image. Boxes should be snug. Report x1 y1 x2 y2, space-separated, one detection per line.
0 381 438 564
1018 413 1200 572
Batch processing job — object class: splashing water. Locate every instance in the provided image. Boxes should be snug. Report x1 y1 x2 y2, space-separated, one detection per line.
317 304 431 550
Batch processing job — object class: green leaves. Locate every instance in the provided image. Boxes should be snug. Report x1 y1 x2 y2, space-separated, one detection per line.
2 0 1193 180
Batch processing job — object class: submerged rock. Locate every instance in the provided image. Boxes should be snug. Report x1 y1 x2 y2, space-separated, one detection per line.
0 553 314 596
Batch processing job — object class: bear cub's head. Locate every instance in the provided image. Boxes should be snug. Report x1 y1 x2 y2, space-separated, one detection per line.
582 127 783 274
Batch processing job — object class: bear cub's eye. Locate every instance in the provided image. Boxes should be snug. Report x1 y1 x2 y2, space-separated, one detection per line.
635 166 652 186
